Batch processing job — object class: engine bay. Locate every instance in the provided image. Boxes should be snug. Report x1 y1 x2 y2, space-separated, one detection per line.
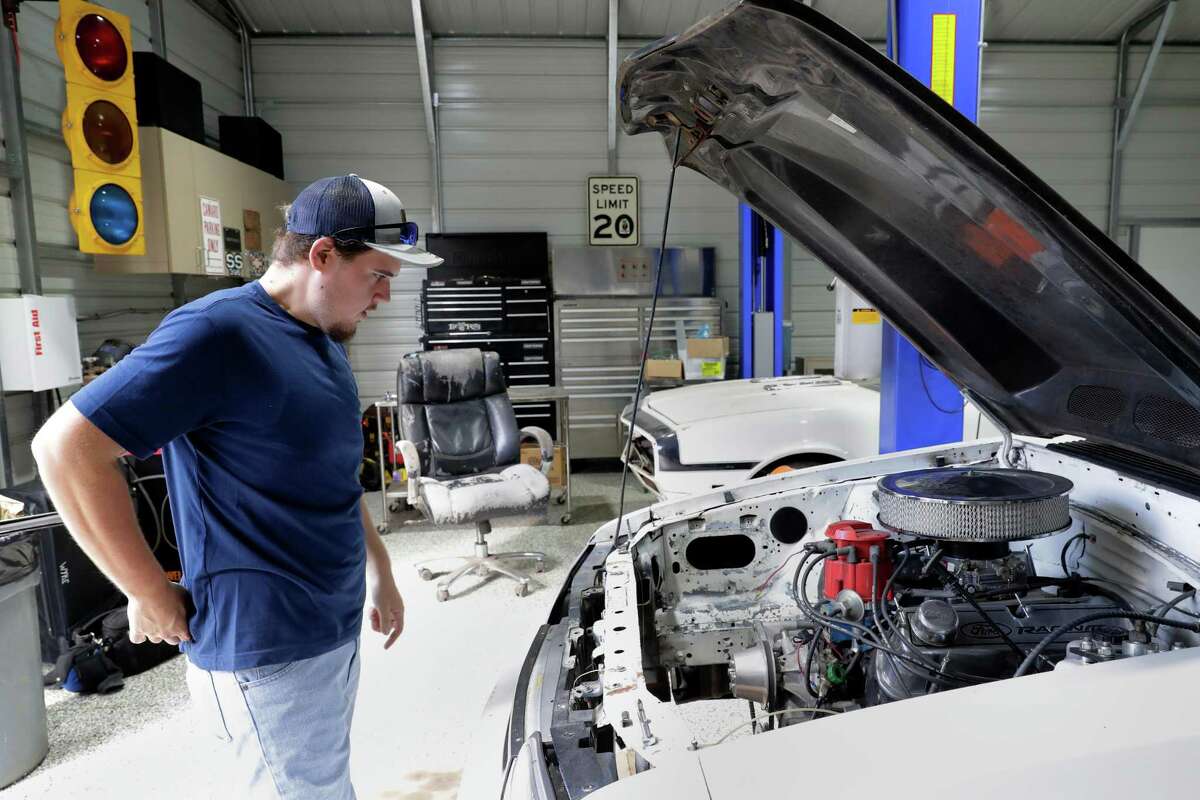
552 440 1200 780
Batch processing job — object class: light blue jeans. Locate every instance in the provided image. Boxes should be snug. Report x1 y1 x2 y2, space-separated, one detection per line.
185 638 361 799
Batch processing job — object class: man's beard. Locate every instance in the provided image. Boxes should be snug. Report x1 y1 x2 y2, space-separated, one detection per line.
328 322 358 343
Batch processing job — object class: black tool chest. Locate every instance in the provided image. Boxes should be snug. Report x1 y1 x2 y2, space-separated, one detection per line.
420 233 557 435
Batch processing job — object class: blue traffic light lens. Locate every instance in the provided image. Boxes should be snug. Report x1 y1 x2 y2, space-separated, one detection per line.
89 183 138 245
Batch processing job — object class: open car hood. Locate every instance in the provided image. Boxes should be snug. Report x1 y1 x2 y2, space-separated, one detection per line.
618 0 1200 474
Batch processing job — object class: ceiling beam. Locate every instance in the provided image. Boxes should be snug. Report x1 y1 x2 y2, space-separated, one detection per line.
412 0 443 232
607 0 618 174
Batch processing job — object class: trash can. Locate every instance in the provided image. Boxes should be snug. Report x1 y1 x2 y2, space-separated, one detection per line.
0 537 49 789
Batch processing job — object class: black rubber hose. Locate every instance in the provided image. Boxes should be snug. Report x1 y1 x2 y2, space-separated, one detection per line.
933 562 1032 664
1154 589 1196 618
1060 532 1091 576
1034 576 1135 612
1013 611 1200 677
803 629 821 699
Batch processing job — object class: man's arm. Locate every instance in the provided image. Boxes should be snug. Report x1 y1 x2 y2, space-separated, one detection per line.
32 402 190 646
361 497 404 649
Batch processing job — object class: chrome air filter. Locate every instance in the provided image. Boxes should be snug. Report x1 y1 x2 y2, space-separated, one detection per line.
876 468 1073 542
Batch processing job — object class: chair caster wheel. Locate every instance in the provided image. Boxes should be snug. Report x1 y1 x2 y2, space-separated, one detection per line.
535 561 545 574
560 514 572 525
515 582 529 597
555 494 567 505
376 524 388 534
436 588 450 602
418 568 433 581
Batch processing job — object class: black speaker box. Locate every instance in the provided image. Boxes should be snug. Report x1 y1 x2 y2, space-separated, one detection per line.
6 457 182 664
219 115 285 180
133 51 206 144
424 232 550 282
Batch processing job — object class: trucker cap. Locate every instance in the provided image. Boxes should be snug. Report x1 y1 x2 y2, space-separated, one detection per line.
285 174 443 267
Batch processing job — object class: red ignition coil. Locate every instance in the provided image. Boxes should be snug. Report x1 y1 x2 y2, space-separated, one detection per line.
821 520 893 602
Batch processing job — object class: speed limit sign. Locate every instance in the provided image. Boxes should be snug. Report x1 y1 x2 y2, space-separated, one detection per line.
587 176 639 246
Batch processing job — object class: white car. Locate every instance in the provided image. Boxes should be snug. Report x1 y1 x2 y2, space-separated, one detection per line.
620 376 995 502
461 3 1200 798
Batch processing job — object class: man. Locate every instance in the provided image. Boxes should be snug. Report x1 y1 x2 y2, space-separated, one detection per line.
32 175 443 798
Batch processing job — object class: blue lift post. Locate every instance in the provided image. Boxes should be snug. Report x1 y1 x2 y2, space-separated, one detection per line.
739 203 786 378
879 0 983 452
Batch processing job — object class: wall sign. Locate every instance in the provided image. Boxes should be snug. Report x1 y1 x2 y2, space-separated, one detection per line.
200 197 225 275
223 227 243 276
588 176 639 246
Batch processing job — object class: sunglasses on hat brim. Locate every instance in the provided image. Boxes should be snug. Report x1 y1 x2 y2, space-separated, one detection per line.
330 221 419 247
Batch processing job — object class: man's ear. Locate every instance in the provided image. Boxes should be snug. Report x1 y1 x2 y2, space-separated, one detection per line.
308 236 337 273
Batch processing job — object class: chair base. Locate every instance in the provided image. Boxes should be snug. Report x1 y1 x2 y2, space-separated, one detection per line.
417 547 546 601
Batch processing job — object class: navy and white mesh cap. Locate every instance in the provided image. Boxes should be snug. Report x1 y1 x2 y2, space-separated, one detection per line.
285 174 443 267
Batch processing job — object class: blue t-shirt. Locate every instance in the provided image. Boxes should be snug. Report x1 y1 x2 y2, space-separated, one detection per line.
71 281 366 671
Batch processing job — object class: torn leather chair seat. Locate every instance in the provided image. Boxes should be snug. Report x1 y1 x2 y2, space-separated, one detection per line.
395 348 552 600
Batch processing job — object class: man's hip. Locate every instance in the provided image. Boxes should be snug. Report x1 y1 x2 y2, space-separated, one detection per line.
185 637 361 799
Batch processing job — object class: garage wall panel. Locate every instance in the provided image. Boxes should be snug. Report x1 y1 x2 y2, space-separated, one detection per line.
0 1 242 484
255 37 431 406
165 0 246 143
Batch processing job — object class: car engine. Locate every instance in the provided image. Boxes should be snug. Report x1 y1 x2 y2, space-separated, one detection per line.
723 467 1180 724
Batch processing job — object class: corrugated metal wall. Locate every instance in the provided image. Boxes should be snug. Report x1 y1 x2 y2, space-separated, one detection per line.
0 0 243 483
254 36 432 405
5 20 1199 477
249 37 1200 410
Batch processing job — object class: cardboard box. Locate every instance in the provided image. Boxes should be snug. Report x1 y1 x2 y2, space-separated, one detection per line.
686 336 729 359
520 443 566 488
683 357 726 380
644 358 683 379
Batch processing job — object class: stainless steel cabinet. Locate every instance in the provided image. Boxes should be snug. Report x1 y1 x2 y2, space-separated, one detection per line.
554 297 722 458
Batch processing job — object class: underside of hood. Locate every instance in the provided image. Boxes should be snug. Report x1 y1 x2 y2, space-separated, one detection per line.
618 0 1200 474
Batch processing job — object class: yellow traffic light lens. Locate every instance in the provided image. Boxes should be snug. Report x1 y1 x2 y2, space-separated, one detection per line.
81 100 134 165
75 14 128 82
89 183 139 245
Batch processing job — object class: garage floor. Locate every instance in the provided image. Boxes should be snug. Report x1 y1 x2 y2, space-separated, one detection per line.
3 470 749 800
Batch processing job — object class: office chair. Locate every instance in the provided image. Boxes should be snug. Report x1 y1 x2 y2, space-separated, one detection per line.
394 348 553 601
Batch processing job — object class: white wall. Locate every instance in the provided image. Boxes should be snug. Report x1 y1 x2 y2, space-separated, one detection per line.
254 36 432 405
0 0 243 483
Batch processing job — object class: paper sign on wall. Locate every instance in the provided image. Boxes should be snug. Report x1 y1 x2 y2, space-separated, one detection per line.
588 176 639 246
200 197 225 275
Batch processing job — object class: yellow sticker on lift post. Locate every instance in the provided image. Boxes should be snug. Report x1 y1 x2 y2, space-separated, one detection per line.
930 13 957 105
851 308 881 325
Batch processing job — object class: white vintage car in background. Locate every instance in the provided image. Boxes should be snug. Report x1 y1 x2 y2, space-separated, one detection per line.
460 3 1200 798
621 375 994 501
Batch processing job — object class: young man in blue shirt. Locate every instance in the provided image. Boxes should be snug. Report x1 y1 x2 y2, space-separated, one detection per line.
32 175 443 798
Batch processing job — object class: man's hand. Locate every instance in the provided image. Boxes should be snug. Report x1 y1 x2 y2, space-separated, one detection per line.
128 581 192 646
368 574 405 649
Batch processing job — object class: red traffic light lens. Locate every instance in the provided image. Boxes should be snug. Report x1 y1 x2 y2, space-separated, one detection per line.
75 14 128 82
81 100 134 165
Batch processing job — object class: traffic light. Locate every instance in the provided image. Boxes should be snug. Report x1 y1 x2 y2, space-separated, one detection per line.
56 0 144 254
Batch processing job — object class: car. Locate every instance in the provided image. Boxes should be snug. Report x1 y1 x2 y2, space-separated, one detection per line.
459 2 1200 798
619 375 998 502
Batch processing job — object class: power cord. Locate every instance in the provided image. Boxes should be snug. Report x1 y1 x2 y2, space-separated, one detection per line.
690 707 840 749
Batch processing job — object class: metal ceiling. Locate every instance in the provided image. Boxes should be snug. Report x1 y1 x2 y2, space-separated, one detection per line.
220 0 1200 42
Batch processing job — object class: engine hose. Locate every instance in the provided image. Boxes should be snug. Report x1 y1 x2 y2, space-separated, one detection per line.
793 549 990 686
1013 611 1200 677
804 628 821 699
1154 589 1196 618
932 562 1035 666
